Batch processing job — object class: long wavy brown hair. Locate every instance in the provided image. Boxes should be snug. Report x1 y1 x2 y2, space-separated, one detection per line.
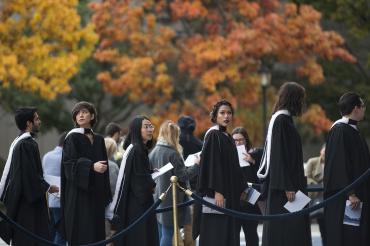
273 82 306 116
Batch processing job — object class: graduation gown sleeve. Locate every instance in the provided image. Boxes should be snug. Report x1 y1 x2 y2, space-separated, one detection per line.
129 147 156 205
198 130 225 196
62 134 93 191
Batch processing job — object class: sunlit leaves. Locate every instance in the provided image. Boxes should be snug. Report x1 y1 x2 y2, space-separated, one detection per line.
0 0 97 100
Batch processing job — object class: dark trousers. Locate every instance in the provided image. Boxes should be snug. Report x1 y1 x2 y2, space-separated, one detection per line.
239 201 259 246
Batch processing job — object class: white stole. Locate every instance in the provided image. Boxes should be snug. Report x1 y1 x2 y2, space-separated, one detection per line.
257 110 290 179
65 128 91 139
105 144 134 219
331 116 358 131
203 125 220 141
0 132 32 200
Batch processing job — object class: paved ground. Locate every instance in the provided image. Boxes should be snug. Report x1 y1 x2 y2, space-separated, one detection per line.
0 223 323 246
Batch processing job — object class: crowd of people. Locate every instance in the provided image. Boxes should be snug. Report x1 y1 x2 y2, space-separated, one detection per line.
0 82 369 246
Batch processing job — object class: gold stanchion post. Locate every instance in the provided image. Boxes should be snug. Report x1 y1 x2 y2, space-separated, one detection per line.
171 176 179 246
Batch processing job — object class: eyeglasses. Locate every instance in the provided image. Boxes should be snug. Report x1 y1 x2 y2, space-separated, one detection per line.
143 124 155 130
233 138 245 143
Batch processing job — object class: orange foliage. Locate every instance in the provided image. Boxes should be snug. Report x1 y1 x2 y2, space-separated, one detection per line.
91 0 354 142
301 104 333 135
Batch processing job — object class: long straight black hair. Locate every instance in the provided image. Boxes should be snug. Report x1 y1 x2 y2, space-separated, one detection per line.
123 115 153 150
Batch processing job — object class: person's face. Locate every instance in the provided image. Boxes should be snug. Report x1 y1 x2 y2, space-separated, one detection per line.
141 119 155 143
232 133 246 146
216 105 232 127
76 108 94 128
29 112 41 133
354 99 366 121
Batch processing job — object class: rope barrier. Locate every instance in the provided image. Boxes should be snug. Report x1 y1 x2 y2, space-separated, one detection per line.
248 183 324 192
187 168 370 221
0 210 58 246
0 199 162 246
82 199 162 246
154 199 195 213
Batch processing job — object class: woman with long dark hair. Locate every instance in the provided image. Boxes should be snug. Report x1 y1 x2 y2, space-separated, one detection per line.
108 115 159 246
257 82 311 246
195 100 245 246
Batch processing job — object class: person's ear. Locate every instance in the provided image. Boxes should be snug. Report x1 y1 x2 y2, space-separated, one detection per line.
26 120 33 129
91 114 95 120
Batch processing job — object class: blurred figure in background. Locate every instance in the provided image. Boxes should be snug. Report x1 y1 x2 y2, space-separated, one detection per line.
104 137 119 244
42 132 67 245
305 144 326 246
178 115 203 246
232 126 262 246
105 122 123 163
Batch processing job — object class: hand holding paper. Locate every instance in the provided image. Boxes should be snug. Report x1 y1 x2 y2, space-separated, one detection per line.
284 190 311 213
184 152 201 167
237 145 250 167
151 162 174 180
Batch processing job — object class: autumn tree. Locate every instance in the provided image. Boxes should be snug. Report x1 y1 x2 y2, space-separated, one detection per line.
0 0 97 100
91 0 355 143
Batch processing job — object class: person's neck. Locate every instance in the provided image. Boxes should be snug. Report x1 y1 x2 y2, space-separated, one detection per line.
79 124 92 129
344 114 360 122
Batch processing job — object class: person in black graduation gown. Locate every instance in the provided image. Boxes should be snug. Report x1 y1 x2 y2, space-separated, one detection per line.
112 115 159 246
324 92 370 246
232 126 262 246
0 107 59 245
258 82 311 246
60 102 112 245
195 100 245 246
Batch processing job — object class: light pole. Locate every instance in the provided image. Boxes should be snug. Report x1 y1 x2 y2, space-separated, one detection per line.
260 66 271 139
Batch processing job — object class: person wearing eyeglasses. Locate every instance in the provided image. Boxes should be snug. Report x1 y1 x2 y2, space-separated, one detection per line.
109 115 159 246
324 92 370 246
232 127 262 246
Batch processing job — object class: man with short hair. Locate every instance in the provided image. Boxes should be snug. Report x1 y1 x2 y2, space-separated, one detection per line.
105 122 122 144
0 107 59 245
324 92 370 246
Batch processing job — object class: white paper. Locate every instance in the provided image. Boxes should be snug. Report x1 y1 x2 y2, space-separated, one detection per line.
237 145 250 167
184 152 201 167
151 162 174 180
44 175 61 197
343 200 362 226
202 196 225 214
244 187 261 205
284 190 311 212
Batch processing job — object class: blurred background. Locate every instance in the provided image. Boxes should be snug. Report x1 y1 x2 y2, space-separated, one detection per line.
0 0 369 170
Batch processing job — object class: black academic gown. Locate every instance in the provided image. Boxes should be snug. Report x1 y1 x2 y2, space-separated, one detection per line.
324 123 370 246
262 114 311 246
195 128 244 246
114 144 159 246
239 148 262 246
60 132 111 245
1 137 51 245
